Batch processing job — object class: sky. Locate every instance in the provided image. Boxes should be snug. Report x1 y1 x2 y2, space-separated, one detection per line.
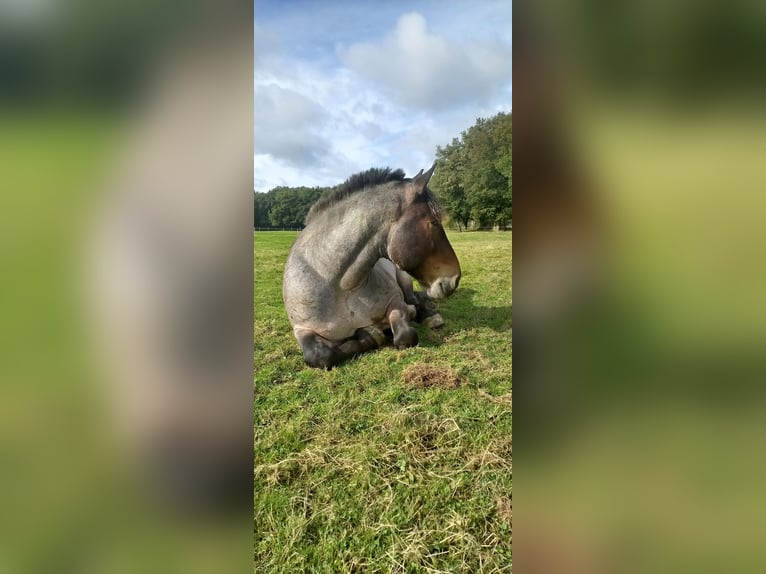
254 0 512 191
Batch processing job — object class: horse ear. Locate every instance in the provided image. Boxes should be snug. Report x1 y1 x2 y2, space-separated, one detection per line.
407 163 436 202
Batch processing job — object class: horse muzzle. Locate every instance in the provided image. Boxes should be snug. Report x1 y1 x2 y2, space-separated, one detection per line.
426 274 460 300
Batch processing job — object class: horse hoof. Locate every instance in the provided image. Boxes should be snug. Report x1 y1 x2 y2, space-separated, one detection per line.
423 313 444 329
394 327 418 349
361 325 387 346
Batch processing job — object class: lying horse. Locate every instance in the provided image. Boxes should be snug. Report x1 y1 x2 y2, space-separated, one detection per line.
283 164 461 369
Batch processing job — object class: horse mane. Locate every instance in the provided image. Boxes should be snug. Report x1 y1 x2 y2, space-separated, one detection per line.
306 167 407 223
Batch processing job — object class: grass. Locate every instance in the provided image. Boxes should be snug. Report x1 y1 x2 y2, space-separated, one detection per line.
254 231 512 573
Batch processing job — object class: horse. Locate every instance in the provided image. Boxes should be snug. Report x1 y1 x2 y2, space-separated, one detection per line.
282 163 462 369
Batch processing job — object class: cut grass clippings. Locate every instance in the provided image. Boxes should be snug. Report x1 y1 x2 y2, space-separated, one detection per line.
403 364 462 389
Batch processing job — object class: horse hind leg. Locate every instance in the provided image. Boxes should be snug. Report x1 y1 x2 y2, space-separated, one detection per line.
294 327 385 370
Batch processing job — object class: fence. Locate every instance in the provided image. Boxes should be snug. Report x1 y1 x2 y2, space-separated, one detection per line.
254 227 302 232
254 226 510 232
446 225 512 232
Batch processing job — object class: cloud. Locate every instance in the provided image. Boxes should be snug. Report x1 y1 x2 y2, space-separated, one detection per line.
339 12 511 111
254 64 410 188
253 84 330 166
254 20 280 67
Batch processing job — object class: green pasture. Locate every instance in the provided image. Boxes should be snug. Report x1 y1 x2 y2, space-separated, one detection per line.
254 231 512 573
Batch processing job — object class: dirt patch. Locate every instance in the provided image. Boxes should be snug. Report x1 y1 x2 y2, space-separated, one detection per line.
403 364 461 389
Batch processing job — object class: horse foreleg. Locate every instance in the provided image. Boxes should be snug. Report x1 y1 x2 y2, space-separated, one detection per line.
413 291 444 329
395 268 418 306
294 327 386 370
387 304 419 350
394 269 444 329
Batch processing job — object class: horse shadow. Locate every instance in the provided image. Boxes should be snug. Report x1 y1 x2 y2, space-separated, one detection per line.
415 287 511 347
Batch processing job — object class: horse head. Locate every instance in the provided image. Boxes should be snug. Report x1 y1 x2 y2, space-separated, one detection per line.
387 163 461 299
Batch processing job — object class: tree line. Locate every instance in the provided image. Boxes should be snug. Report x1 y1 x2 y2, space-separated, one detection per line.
253 186 328 228
254 112 511 230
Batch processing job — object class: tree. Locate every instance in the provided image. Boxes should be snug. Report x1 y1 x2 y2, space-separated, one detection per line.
269 187 302 228
431 138 471 230
430 112 512 229
253 191 273 228
492 114 512 225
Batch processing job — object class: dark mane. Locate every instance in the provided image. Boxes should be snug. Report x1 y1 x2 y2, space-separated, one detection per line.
306 167 407 223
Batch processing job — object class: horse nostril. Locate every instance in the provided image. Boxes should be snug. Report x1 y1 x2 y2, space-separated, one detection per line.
451 275 461 291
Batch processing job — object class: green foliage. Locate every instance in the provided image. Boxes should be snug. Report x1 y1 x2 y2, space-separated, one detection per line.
431 138 471 230
431 112 512 229
253 192 273 228
254 186 327 228
254 231 512 573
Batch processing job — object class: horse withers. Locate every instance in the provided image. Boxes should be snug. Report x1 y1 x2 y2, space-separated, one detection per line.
282 163 461 369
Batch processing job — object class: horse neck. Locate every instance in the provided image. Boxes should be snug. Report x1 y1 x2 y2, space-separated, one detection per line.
303 192 398 290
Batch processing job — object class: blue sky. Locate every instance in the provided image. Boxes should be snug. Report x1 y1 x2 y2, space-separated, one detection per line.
254 0 512 190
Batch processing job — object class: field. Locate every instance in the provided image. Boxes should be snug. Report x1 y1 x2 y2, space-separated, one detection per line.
254 231 512 573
